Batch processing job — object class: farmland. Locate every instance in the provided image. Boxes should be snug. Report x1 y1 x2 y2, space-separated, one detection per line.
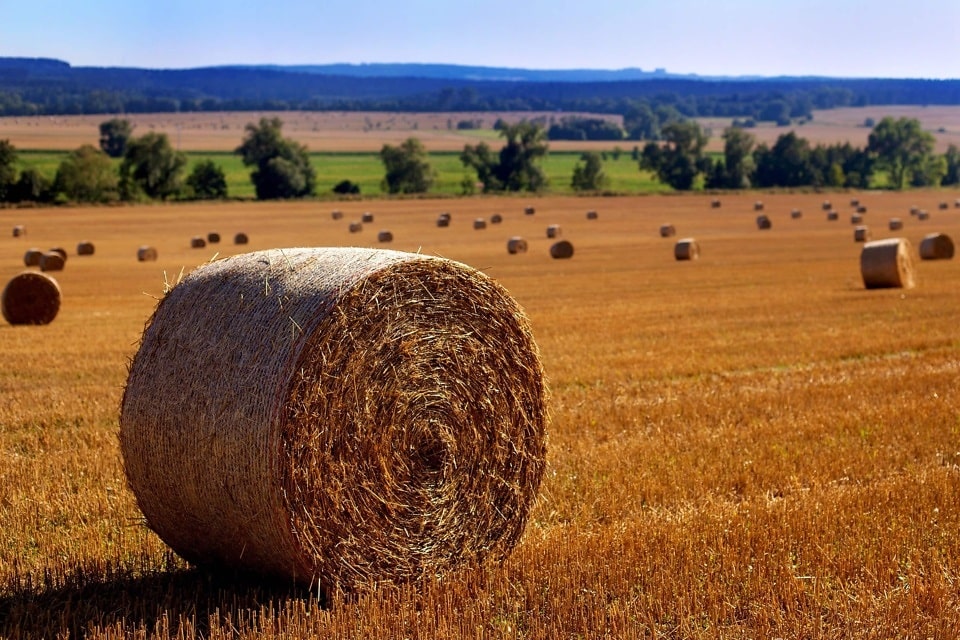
2 185 960 636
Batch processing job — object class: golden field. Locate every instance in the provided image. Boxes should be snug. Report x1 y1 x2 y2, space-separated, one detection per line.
2 189 960 638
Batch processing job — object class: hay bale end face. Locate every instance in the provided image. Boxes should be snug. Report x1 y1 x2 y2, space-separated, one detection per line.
234 232 249 245
361 212 374 223
546 224 561 239
208 232 221 244
377 230 394 243
919 232 955 260
586 210 599 219
854 226 871 242
77 241 95 256
119 247 547 593
674 238 699 261
888 218 903 231
507 236 528 254
549 240 574 259
12 225 25 238
860 238 915 289
473 218 487 230
23 249 43 267
137 246 158 262
191 236 207 249
2 272 61 325
756 215 772 230
39 252 65 272
490 214 503 224
659 224 676 238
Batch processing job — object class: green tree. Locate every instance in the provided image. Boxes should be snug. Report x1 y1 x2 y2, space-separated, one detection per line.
942 144 960 186
0 139 17 202
332 179 360 195
570 152 608 191
909 154 947 187
120 132 186 200
54 144 119 203
720 127 755 188
379 137 435 194
461 121 548 192
185 160 228 199
99 118 134 158
867 117 935 189
236 117 315 199
639 120 709 190
752 132 817 188
12 168 52 203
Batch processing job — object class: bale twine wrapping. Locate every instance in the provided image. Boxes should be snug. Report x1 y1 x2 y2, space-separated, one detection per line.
77 241 95 256
851 214 864 224
754 201 764 211
756 215 772 230
919 233 955 260
137 246 158 262
827 211 839 221
888 218 903 231
331 210 344 221
659 224 676 238
191 236 207 249
349 222 363 233
473 218 487 230
234 233 249 245
361 212 374 223
23 249 43 267
790 209 802 219
860 238 915 289
208 232 221 244
854 226 871 243
12 225 25 238
49 247 67 261
2 271 61 325
586 210 599 219
674 238 700 261
377 230 393 243
119 247 547 593
546 225 561 239
507 237 528 254
523 206 535 216
39 252 65 272
490 214 503 224
549 240 574 259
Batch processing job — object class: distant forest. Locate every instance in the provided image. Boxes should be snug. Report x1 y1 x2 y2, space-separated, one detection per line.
2 57 960 138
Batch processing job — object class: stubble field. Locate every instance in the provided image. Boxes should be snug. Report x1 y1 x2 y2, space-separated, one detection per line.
2 187 960 637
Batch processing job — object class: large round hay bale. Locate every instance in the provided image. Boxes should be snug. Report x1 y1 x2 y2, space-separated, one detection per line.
349 222 363 233
119 247 547 593
361 212 374 223
888 218 903 231
854 226 871 242
674 238 700 261
48 247 67 262
23 248 43 267
191 236 207 249
473 218 487 230
586 210 599 219
39 252 65 272
377 230 393 243
77 241 95 256
523 206 535 216
490 214 503 224
507 236 528 254
851 213 864 224
790 209 802 219
2 272 61 325
659 224 676 238
12 225 25 238
207 232 221 244
234 232 249 245
137 246 158 262
919 232 955 260
754 201 764 211
549 240 574 259
546 224 561 239
756 214 772 230
827 211 839 221
331 210 344 221
860 238 915 289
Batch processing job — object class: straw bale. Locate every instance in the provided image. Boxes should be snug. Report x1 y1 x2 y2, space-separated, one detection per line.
546 224 561 239
473 218 487 230
137 246 158 262
851 214 863 224
790 209 802 219
208 232 221 244
888 218 903 231
850 198 860 207
490 214 503 224
753 201 764 211
234 233 249 245
49 247 67 261
586 210 599 219
12 225 25 238
119 247 547 593
349 222 363 233
39 252 65 272
822 201 832 211
939 201 949 210
674 238 700 261
523 206 535 216
361 212 374 223
191 236 207 249
659 224 676 238
860 238 915 289
436 215 450 228
549 240 574 259
910 206 920 216
955 199 960 209
77 241 95 256
756 215 772 230
377 230 394 243
23 249 43 267
917 210 930 221
711 199 721 209
857 205 868 214
2 271 61 325
919 232 954 260
854 226 871 242
507 237 528 254
827 211 839 221
331 210 344 220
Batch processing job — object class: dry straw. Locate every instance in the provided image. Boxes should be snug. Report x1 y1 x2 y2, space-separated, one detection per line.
473 218 487 230
120 247 547 594
860 238 915 289
854 226 871 243
12 225 25 238
77 241 95 256
546 224 561 239
2 271 61 325
39 252 65 272
23 249 43 267
234 233 249 245
586 210 599 219
191 236 207 249
137 246 158 262
756 215 772 230
377 230 393 243
659 224 676 238
919 232 954 260
549 240 574 259
674 237 700 261
208 232 221 244
507 236 528 254
361 212 374 223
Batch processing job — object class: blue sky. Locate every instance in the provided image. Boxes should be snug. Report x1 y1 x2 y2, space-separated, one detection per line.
2 0 958 78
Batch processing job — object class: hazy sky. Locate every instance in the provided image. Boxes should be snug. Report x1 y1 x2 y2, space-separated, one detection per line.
2 0 958 78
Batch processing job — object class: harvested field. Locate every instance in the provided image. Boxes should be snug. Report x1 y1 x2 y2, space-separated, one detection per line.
1 190 960 637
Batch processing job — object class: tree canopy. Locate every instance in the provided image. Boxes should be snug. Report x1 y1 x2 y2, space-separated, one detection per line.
867 116 936 189
55 144 119 203
571 152 608 191
120 132 187 200
640 121 709 190
99 118 133 158
236 117 315 199
379 137 435 194
461 121 548 192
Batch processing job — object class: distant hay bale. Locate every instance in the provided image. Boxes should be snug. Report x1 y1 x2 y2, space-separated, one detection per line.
711 199 721 209
850 198 860 207
939 201 948 210
790 209 802 219
48 247 67 261
119 247 547 593
137 246 158 262
857 205 867 214
191 236 207 249
917 210 930 221
674 238 700 261
39 252 65 272
955 199 960 209
234 232 249 245
2 271 61 325
490 214 503 224
546 224 561 239
919 232 955 260
549 240 574 259
77 241 95 256
523 206 535 216
331 210 344 221
23 249 43 267
910 206 920 216
361 212 374 223
851 214 864 224
822 201 832 211
507 236 528 254
436 214 451 228
756 214 772 230
659 224 676 238
207 232 221 244
754 201 764 211
473 218 487 230
888 218 903 231
377 230 394 243
12 225 25 238
860 238 915 289
827 211 839 221
854 226 871 242
586 210 599 219
349 222 363 233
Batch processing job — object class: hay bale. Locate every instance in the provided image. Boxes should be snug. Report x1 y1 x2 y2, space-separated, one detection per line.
546 224 561 239
822 201 832 211
208 232 221 244
711 199 721 209
23 248 43 267
490 214 503 224
827 211 839 221
754 201 764 211
854 226 871 242
77 241 95 256
377 230 394 243
917 210 930 221
910 206 920 216
790 209 802 219
349 222 363 233
888 218 903 231
507 236 528 254
939 201 949 210
331 210 344 221
549 240 574 259
119 247 547 593
191 236 207 249
473 218 487 230
523 206 535 216
1 271 61 325
137 246 158 262
436 215 450 228
12 225 25 238
919 232 955 260
659 224 676 238
955 199 960 209
39 252 65 272
674 238 700 261
850 198 860 207
851 214 864 224
361 212 374 223
860 238 915 289
234 232 249 245
857 205 867 214
586 210 599 219
756 215 772 230
49 247 67 261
